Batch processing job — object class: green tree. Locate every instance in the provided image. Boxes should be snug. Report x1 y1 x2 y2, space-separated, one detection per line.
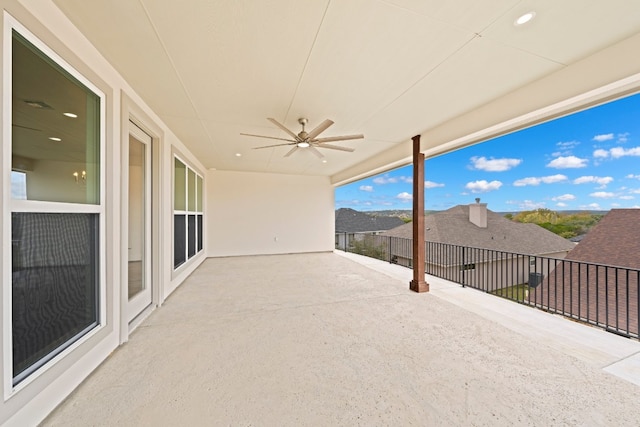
349 236 387 261
512 209 603 238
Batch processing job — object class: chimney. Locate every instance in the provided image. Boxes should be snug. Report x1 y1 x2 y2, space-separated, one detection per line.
469 198 487 228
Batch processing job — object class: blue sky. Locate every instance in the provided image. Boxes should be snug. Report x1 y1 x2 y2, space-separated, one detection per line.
336 93 640 212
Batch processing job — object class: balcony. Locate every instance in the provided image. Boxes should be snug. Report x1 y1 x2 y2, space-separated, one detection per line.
337 234 639 339
44 252 640 425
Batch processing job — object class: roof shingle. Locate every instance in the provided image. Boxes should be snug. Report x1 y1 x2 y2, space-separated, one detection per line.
335 208 405 233
381 205 575 255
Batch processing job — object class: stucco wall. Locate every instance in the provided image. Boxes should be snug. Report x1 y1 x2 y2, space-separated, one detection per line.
207 170 334 257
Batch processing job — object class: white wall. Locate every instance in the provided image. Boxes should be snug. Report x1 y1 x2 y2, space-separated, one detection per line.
26 159 95 204
207 170 334 257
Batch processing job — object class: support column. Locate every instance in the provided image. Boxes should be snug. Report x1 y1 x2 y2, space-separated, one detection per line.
410 135 429 293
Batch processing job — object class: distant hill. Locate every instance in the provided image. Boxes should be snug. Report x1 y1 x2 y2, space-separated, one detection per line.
498 210 608 216
356 209 438 219
335 208 405 232
339 209 609 221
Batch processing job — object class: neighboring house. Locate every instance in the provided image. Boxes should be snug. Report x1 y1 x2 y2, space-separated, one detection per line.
380 202 575 289
531 209 640 337
335 208 405 249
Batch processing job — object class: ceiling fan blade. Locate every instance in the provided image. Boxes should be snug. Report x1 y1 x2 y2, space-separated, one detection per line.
253 143 296 149
284 146 299 157
267 118 300 140
12 123 42 132
240 133 296 143
308 146 325 159
306 119 334 140
313 134 364 143
315 143 355 152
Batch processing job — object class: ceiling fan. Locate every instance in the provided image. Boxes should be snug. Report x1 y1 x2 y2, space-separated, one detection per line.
240 118 364 158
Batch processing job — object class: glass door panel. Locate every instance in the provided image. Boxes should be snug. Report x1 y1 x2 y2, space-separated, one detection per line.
127 124 152 321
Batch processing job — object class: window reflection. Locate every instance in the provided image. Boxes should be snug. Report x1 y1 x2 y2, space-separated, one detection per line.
12 31 100 204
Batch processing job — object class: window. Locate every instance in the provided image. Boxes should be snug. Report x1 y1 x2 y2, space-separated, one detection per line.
10 170 26 199
461 263 476 271
173 157 203 269
10 29 103 384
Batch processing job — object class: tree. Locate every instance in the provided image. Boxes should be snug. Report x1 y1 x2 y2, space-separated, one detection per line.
512 209 603 238
349 235 388 261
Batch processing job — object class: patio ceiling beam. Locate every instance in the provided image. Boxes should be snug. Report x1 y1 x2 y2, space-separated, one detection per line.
410 135 428 293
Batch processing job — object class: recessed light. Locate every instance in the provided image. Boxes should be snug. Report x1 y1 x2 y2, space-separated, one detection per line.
235 153 242 157
322 159 327 163
49 137 62 142
63 112 78 118
515 11 535 26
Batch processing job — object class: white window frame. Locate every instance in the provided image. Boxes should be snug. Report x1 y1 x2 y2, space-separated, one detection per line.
2 14 107 397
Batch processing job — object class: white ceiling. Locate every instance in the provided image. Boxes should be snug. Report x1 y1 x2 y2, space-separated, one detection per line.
53 0 640 181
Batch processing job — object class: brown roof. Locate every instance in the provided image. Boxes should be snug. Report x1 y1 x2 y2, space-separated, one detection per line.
381 205 575 256
530 209 640 338
565 209 640 269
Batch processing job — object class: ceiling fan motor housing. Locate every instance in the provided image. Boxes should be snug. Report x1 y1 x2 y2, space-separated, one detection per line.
241 117 363 158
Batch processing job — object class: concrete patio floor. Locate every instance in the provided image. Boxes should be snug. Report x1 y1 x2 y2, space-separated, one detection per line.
43 252 640 426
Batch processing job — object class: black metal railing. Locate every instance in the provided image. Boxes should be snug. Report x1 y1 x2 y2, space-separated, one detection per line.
335 233 639 339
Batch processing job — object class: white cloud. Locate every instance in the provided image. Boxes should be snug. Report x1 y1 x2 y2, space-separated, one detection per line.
372 175 411 184
619 196 635 200
372 175 397 184
572 176 613 186
424 180 444 189
470 156 522 172
631 189 640 194
552 194 576 201
546 155 588 169
556 140 580 149
543 174 570 183
519 200 546 210
589 191 615 198
593 149 609 158
513 174 567 186
513 177 541 186
618 132 630 143
627 174 640 179
592 133 614 142
580 203 602 210
611 203 621 208
465 180 502 193
359 185 373 192
396 192 412 202
610 146 640 158
556 202 568 208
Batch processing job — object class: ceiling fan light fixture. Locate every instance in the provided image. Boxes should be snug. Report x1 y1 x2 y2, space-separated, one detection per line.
297 142 310 148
